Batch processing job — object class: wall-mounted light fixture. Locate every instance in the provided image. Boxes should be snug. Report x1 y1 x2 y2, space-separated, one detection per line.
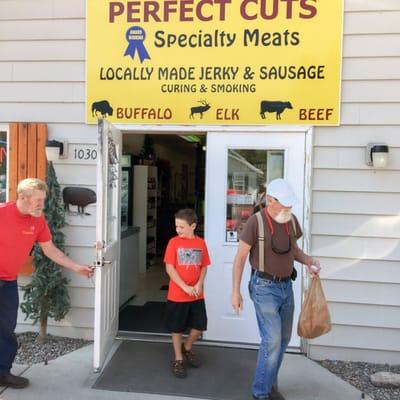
45 139 68 161
366 143 389 168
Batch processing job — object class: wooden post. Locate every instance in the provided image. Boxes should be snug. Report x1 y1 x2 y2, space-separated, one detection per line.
8 123 48 275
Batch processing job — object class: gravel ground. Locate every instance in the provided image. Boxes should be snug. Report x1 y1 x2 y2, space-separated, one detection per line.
14 332 92 365
318 360 400 400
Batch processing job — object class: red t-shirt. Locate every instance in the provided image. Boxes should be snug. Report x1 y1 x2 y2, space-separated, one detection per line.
0 202 52 281
163 235 211 302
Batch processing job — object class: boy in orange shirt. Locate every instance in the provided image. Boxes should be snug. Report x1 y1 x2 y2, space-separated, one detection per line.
164 208 211 378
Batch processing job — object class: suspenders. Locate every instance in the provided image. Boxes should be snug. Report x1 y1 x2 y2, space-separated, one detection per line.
255 212 265 272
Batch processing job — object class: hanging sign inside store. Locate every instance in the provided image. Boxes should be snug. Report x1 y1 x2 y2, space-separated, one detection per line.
0 145 6 166
86 0 343 125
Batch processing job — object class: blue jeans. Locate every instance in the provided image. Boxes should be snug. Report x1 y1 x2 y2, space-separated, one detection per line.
249 273 294 398
0 280 19 377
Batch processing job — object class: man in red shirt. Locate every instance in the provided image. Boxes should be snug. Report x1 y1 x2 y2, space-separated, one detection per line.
0 178 94 389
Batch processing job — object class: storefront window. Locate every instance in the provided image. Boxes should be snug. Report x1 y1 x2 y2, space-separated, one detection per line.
0 132 7 203
226 149 284 242
106 138 121 245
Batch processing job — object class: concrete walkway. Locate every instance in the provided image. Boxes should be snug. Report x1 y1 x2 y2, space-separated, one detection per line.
0 343 371 400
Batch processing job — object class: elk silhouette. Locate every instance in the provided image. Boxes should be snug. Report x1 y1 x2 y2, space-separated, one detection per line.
189 100 211 119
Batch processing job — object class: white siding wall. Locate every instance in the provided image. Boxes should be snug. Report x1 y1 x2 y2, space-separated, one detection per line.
309 0 400 363
1 0 400 360
0 0 96 339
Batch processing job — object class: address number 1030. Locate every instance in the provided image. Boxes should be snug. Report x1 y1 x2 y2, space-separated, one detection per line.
73 148 98 160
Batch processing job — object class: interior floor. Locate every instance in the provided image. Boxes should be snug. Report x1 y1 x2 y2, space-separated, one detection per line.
127 260 168 306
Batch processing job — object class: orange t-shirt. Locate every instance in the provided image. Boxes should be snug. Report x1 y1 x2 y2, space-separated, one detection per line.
163 235 211 302
0 202 52 280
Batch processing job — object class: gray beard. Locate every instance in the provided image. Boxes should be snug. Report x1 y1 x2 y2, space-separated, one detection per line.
29 210 43 217
273 210 292 224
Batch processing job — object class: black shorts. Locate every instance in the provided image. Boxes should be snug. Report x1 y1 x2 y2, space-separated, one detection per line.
165 299 208 333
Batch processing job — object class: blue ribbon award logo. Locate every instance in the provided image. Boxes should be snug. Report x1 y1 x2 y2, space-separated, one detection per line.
124 26 150 63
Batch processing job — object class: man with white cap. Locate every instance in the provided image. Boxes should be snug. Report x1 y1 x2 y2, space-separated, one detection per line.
231 178 320 400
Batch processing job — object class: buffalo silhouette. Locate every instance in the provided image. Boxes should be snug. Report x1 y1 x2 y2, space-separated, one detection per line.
92 100 113 117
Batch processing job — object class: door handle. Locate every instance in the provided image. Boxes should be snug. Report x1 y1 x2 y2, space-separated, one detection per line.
93 258 112 268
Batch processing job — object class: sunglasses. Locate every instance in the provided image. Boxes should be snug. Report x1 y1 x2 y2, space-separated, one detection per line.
271 234 292 255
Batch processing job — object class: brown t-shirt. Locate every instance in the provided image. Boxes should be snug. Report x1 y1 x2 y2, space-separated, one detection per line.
240 210 303 278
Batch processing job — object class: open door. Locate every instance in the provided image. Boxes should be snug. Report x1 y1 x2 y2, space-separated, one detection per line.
93 119 122 371
204 131 306 348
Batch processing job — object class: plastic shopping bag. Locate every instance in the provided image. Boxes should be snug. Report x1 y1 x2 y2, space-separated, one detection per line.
297 276 331 339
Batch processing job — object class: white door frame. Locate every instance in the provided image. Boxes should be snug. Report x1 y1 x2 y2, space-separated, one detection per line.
301 127 314 354
109 125 313 352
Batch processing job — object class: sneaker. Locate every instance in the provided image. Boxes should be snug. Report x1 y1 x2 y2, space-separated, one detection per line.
171 360 187 378
0 373 29 389
252 394 271 400
181 344 201 368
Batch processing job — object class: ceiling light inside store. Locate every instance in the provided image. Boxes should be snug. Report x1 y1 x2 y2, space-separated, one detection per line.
179 135 201 143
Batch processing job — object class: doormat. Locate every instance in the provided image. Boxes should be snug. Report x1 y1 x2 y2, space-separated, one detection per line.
118 301 167 333
93 341 256 400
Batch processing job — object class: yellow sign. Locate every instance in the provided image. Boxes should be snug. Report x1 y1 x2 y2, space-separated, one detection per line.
86 0 343 125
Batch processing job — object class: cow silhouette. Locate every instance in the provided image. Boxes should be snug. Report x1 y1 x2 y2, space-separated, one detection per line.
189 100 211 119
92 100 113 117
62 187 97 216
260 101 293 120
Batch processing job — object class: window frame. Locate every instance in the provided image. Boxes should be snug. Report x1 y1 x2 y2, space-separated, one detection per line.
0 124 9 202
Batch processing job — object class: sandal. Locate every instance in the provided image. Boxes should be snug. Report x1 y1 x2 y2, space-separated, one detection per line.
172 360 187 378
182 344 201 368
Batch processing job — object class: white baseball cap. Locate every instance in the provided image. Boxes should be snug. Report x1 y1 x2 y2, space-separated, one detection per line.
266 178 298 207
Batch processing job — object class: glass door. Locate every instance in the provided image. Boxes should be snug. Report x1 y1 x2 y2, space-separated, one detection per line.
204 131 306 348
